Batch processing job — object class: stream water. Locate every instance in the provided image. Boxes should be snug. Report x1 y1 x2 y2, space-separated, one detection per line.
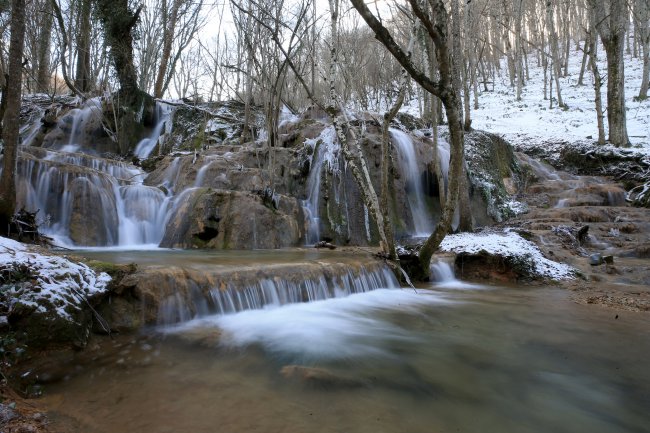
40 265 650 433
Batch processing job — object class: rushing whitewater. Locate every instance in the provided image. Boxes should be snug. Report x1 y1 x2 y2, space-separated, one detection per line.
158 264 399 325
390 129 433 237
302 126 340 245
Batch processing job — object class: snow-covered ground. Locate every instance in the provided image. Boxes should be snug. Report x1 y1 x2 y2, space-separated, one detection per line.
0 237 110 321
404 43 649 153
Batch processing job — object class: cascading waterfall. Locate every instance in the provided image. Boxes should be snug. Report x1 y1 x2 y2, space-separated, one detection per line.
430 260 457 284
134 102 173 159
430 258 481 289
17 147 172 247
302 126 339 244
390 128 433 237
158 264 398 325
14 100 177 248
66 99 103 148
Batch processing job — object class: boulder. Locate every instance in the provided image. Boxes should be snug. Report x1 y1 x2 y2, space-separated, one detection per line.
160 188 303 249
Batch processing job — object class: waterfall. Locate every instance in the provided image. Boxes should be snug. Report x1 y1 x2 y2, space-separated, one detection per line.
134 102 173 159
430 260 457 283
158 264 398 325
302 126 339 245
66 98 103 148
17 146 172 247
390 128 433 237
430 258 481 289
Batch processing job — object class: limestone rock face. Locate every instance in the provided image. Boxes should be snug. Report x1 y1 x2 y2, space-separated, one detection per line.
68 177 119 246
160 188 303 249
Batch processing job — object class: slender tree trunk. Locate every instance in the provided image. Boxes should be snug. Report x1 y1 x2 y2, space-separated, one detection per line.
36 0 53 93
637 0 650 99
588 36 606 145
75 0 92 92
603 37 630 145
578 40 589 85
154 0 183 98
0 0 26 233
547 0 564 107
640 40 650 98
328 0 390 255
515 0 524 100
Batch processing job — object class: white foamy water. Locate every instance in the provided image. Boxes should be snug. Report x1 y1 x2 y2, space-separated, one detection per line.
430 260 485 289
169 288 450 361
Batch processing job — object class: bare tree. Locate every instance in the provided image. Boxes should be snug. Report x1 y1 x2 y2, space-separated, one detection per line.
0 0 26 233
588 0 630 146
634 0 650 99
350 0 467 279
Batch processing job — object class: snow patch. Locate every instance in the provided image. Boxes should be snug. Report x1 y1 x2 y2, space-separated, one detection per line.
0 237 111 321
439 230 576 280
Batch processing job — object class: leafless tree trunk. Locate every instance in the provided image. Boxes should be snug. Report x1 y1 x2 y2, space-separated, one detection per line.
0 0 26 233
36 0 53 92
587 32 606 144
635 0 650 99
154 0 183 98
547 0 565 107
75 0 92 92
349 0 467 279
588 0 630 146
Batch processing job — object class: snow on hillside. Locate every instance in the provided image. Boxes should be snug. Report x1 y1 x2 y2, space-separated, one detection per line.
404 44 649 153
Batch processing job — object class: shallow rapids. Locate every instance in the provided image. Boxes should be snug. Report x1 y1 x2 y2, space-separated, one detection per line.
40 281 650 433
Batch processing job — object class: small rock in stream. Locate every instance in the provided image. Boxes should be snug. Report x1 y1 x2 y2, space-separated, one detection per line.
589 253 603 266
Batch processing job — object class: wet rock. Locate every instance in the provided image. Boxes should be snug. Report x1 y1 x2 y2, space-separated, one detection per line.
0 315 9 331
315 241 336 250
280 365 367 389
68 177 119 246
590 254 604 266
0 403 18 424
160 188 302 249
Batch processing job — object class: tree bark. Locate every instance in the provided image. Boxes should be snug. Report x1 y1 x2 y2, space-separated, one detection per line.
154 0 183 98
36 0 53 93
588 35 606 145
96 0 141 103
0 0 26 234
75 0 92 92
589 0 630 146
636 0 650 99
546 0 564 107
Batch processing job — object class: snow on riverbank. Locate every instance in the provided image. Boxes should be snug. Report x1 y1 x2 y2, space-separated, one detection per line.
440 230 577 281
0 237 111 321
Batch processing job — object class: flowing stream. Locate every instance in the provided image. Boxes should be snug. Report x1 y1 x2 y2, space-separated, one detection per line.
38 257 650 433
390 128 433 236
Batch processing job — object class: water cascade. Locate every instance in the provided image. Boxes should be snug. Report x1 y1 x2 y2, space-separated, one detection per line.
134 102 173 159
390 128 433 236
430 258 479 289
302 126 339 244
14 101 177 247
158 264 399 325
17 147 172 247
